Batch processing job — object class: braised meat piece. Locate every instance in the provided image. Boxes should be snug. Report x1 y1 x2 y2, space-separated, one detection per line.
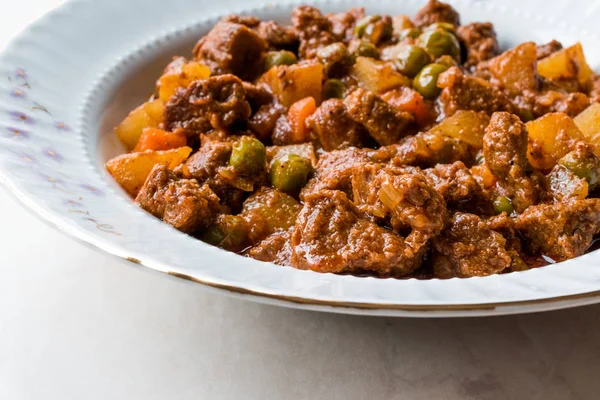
531 91 590 118
423 162 481 203
306 99 367 150
245 230 294 266
483 112 529 180
516 199 600 261
193 21 267 80
536 40 563 60
136 165 221 234
165 75 251 135
438 67 517 116
291 5 336 59
344 88 414 145
256 21 298 50
327 8 365 43
457 22 499 69
185 139 232 181
432 213 512 278
291 190 428 276
413 0 460 28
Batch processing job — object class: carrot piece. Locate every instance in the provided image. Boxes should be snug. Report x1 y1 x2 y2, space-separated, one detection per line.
287 97 317 143
133 128 187 152
381 87 434 127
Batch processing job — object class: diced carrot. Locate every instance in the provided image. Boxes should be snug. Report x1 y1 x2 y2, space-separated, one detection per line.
133 128 187 152
287 97 317 143
381 87 434 127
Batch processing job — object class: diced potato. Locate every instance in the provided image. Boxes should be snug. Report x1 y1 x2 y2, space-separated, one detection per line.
526 112 584 170
574 103 600 155
487 42 538 94
350 56 411 94
428 110 490 148
157 57 211 103
260 62 324 107
266 143 318 167
538 42 593 91
106 147 192 196
115 99 164 151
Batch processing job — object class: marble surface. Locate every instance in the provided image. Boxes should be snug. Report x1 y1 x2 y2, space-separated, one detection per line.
2 1 600 399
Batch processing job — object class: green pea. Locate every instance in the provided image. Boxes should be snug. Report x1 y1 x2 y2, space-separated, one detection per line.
395 45 431 78
202 215 248 250
511 255 530 272
412 63 449 99
230 137 266 175
559 152 600 189
264 50 297 70
424 22 456 33
317 43 352 76
270 154 313 193
355 15 392 44
399 28 422 40
355 41 380 59
323 79 345 100
419 28 460 59
355 15 379 38
493 196 514 215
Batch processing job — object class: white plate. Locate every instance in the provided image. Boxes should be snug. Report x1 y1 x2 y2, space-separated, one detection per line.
2 0 600 317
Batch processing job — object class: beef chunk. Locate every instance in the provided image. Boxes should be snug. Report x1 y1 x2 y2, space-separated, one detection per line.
423 161 481 203
242 82 273 110
185 139 232 181
301 147 370 199
165 75 251 135
413 0 460 28
344 88 414 145
256 21 298 49
327 8 365 42
248 103 285 140
531 90 590 118
350 164 448 235
438 67 517 116
483 112 529 180
136 165 221 234
432 213 512 278
291 190 427 276
483 112 537 212
536 40 563 60
245 230 293 266
292 5 336 59
457 22 499 69
306 99 367 150
193 21 267 80
371 131 473 168
516 199 600 261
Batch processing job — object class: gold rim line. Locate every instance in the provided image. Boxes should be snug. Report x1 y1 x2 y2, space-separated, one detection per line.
166 270 600 312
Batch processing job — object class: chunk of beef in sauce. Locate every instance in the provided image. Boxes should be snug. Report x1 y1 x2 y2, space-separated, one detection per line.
291 190 429 276
456 22 499 69
292 5 336 59
516 199 600 261
483 112 538 212
306 99 368 151
432 212 512 278
423 161 482 204
245 230 294 266
301 147 371 199
438 67 517 117
136 165 221 234
224 15 299 50
370 131 473 168
413 0 460 28
193 21 267 80
344 88 414 146
536 40 563 60
327 8 365 43
350 164 449 235
531 90 590 118
165 75 251 135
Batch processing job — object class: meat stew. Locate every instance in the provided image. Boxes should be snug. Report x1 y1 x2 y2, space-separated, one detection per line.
106 0 600 279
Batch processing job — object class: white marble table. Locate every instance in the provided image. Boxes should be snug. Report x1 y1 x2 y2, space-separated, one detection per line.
2 2 600 399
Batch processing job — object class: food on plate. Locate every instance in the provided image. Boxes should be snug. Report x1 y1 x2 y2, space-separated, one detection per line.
106 0 600 279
